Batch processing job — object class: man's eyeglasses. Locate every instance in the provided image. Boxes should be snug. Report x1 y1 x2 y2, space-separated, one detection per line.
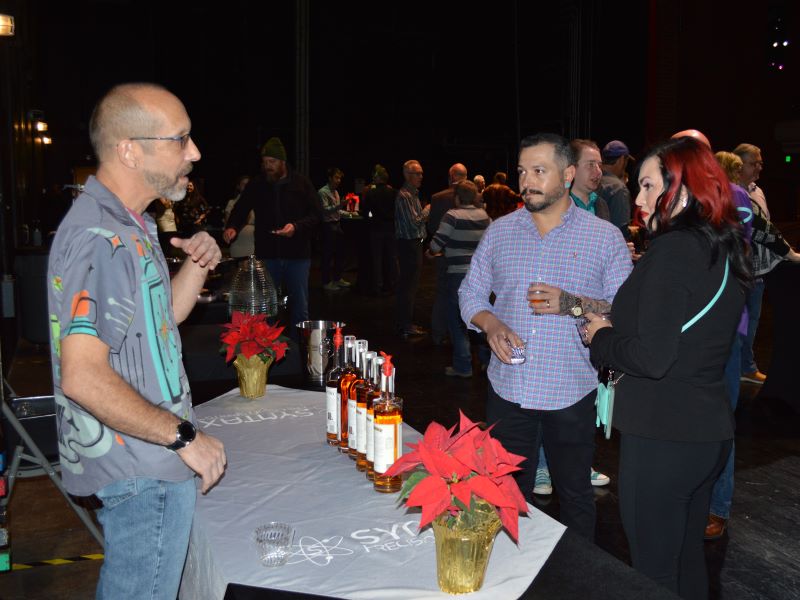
578 160 602 170
129 132 192 149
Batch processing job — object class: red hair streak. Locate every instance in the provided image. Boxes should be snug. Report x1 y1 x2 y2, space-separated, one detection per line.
659 141 737 229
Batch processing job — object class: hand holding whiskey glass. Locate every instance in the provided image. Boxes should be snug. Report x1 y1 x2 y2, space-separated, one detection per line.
528 281 548 314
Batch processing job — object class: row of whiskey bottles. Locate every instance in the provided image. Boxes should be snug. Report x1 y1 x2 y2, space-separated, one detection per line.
325 328 403 493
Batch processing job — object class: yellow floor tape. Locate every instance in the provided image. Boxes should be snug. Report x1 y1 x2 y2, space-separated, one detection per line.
12 553 104 570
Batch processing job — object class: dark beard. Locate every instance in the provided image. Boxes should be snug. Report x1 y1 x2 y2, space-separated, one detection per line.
264 163 286 183
522 184 565 213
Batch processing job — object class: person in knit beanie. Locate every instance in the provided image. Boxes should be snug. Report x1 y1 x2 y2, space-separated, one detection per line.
261 137 287 161
224 135 321 337
260 137 288 183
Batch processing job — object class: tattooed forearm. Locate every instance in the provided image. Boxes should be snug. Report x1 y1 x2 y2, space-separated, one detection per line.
559 291 577 314
581 297 612 314
557 290 612 316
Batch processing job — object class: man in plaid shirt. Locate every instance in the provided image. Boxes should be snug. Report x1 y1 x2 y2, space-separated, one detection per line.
460 133 632 540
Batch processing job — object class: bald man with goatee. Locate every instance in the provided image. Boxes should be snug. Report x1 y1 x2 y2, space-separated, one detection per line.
48 83 226 598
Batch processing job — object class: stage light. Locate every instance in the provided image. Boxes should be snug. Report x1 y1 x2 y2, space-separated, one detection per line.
34 121 48 132
0 14 13 36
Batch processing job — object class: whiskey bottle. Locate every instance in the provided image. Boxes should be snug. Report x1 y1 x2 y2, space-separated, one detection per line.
374 355 403 493
365 354 384 480
355 351 377 471
325 326 345 446
337 335 358 453
347 340 368 459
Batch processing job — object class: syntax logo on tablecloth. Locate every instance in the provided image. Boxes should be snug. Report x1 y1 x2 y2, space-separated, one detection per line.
198 406 318 428
283 520 434 566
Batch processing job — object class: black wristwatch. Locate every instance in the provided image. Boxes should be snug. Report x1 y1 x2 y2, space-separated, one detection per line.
570 296 584 318
166 420 196 451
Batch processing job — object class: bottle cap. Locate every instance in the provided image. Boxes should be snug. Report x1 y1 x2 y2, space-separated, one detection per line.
380 351 393 377
333 326 343 349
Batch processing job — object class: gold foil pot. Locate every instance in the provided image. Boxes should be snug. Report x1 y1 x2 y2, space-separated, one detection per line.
431 500 502 594
234 354 272 398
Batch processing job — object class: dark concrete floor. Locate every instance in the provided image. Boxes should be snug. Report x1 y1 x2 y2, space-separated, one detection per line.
1 254 798 599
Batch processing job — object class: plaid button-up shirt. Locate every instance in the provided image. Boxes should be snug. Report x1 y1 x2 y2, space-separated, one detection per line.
459 203 632 410
395 183 426 240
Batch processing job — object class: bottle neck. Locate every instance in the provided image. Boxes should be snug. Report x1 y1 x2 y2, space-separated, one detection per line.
371 359 383 387
345 344 355 368
332 343 343 368
362 355 372 380
380 371 395 396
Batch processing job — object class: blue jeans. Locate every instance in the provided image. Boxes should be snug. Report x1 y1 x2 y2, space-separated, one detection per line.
446 273 471 373
320 223 345 285
95 477 196 600
265 258 311 335
740 278 764 374
395 239 422 330
537 445 548 470
431 256 449 342
710 335 741 519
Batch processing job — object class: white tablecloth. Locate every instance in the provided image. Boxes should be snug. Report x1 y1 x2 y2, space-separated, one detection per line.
180 385 565 600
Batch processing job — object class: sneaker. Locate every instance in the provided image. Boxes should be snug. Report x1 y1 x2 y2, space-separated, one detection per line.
336 278 352 288
740 370 766 384
444 366 472 378
590 468 610 487
323 282 340 292
533 468 552 495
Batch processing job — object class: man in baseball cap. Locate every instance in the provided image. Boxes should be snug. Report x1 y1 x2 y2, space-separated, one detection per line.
599 140 634 235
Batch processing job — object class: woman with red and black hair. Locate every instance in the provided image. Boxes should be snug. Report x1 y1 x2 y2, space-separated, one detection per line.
583 136 750 600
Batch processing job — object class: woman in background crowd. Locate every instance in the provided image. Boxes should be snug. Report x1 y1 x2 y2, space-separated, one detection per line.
224 175 254 257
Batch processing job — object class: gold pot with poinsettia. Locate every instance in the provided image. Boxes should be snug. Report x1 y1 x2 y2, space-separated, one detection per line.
220 311 289 398
385 411 528 594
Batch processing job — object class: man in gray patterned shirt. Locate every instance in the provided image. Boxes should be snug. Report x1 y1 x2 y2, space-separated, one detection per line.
48 83 226 598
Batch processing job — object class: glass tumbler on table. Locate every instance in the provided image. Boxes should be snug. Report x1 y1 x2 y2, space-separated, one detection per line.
254 522 294 567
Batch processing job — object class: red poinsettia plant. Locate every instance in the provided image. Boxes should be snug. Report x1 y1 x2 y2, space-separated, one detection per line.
384 411 528 542
220 311 289 364
344 192 359 212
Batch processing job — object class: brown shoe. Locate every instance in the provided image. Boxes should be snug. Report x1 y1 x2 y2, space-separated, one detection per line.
704 514 727 540
740 370 767 384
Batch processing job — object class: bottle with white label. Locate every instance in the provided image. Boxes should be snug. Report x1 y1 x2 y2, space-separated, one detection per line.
355 351 377 471
347 339 368 459
337 336 358 453
325 326 345 446
373 356 402 493
365 355 384 480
